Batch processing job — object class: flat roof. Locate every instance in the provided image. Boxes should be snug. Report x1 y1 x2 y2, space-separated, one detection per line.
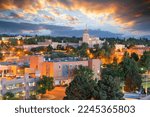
44 57 88 62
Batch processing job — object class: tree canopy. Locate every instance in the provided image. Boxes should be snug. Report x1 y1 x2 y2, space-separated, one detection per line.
37 76 54 95
122 53 142 92
94 75 124 100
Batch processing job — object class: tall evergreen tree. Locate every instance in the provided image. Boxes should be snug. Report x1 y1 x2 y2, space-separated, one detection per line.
139 51 150 72
74 65 94 79
93 75 124 100
131 52 139 62
37 76 54 95
64 66 96 100
122 54 142 92
64 75 96 100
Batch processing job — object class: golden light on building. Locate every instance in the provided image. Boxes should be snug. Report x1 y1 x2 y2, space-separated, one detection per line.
17 40 21 45
89 54 94 59
86 49 90 54
17 51 21 55
40 51 44 54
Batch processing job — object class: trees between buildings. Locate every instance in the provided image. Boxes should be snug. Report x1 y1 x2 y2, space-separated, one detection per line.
122 53 142 92
37 76 54 95
94 75 124 100
64 66 124 100
3 92 17 100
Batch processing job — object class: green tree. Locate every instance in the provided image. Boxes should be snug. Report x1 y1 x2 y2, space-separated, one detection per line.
77 43 89 57
37 76 54 95
31 46 46 53
3 92 16 100
0 52 3 60
74 65 94 79
147 87 150 95
92 44 102 59
139 51 150 72
97 41 115 59
46 45 53 54
64 75 96 100
102 62 124 82
131 52 139 61
122 54 142 92
94 75 124 100
64 66 96 100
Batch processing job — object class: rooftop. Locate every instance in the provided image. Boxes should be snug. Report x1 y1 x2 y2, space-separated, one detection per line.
44 57 88 62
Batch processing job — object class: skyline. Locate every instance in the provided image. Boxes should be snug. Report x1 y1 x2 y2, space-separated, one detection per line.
0 0 150 38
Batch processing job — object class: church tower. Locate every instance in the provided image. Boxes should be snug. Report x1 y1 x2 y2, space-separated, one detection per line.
83 25 90 43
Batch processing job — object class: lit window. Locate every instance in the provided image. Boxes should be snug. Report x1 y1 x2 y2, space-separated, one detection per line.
29 82 35 87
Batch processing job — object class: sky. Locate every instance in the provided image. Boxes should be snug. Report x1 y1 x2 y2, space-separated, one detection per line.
0 0 150 38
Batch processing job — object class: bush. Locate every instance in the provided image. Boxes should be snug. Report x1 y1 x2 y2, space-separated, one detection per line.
147 87 150 95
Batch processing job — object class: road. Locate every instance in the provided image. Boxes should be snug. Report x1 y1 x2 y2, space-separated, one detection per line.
141 95 150 100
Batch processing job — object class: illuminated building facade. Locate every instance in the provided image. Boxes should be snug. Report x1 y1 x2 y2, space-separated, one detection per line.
30 56 101 85
82 26 105 48
0 64 40 99
0 75 39 99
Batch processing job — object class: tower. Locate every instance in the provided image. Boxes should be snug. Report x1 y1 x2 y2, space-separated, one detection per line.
83 25 90 43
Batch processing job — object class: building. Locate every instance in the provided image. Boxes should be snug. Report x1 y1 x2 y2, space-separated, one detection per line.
51 42 79 49
127 46 150 56
115 44 126 51
22 39 79 51
1 37 9 43
0 75 39 99
82 26 105 48
30 56 101 85
0 63 40 99
134 45 145 48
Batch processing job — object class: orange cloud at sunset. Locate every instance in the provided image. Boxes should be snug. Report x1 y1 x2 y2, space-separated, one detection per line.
0 0 149 34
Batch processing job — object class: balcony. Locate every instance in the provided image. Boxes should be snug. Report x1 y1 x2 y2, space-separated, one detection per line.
6 87 25 94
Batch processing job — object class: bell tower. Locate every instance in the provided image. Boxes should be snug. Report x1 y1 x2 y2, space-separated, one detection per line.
83 25 90 43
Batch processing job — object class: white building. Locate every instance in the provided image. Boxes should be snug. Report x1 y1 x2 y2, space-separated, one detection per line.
82 27 105 48
115 44 126 51
134 45 145 48
0 64 40 99
0 75 39 99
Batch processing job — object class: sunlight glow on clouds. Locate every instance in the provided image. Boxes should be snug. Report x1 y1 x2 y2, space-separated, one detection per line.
0 0 149 37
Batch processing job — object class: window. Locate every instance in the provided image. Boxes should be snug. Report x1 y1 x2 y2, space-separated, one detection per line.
29 82 35 87
59 65 61 69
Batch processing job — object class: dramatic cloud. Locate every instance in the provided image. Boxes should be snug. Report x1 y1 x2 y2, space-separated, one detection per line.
50 8 61 17
63 15 79 24
0 0 149 37
0 0 47 14
47 0 150 31
42 15 55 21
9 12 24 18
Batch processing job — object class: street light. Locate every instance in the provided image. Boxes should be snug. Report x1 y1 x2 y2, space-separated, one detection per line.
143 73 149 96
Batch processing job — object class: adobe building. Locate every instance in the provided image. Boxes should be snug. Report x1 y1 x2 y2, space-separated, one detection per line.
30 56 101 85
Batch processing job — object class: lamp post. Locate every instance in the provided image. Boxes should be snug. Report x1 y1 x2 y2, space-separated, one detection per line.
143 73 149 97
146 75 148 96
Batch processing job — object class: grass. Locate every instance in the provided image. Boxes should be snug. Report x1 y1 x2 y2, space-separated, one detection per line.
120 81 150 90
142 82 150 89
